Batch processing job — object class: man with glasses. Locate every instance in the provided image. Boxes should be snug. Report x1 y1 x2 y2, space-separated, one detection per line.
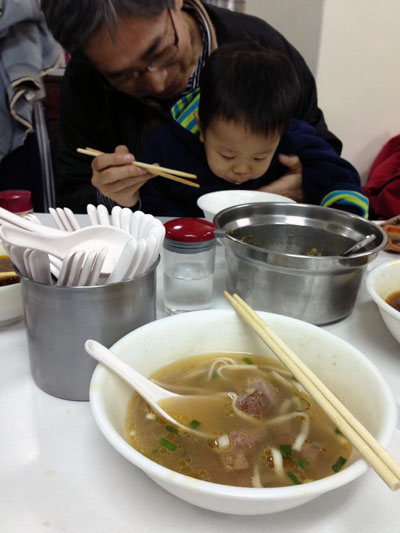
41 0 341 213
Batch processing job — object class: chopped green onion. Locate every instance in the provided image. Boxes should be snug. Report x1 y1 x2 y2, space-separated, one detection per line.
331 456 347 472
335 427 343 435
286 471 302 485
294 457 308 471
150 449 159 456
160 438 177 451
211 369 218 379
280 444 292 458
188 420 201 429
165 425 179 434
243 357 254 365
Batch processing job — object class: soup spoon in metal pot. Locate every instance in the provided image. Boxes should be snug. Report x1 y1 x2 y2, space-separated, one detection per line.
341 234 376 256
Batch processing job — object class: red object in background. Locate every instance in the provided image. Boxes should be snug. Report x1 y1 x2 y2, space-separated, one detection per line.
363 135 400 220
0 190 32 214
164 217 216 242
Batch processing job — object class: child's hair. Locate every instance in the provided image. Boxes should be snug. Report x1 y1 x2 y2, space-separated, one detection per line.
198 41 300 137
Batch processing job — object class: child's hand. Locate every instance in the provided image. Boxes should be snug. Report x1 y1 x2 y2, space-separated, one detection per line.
258 154 304 202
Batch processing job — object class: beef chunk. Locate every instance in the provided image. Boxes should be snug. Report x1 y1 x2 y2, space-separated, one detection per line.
236 378 280 417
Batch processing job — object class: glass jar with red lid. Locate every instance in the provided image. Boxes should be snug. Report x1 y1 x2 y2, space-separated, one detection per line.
163 217 217 314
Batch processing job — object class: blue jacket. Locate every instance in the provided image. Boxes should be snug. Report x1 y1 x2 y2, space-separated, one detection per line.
140 115 367 218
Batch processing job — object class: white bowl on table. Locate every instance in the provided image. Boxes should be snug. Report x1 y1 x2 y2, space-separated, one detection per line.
197 190 295 222
89 309 397 515
366 258 400 344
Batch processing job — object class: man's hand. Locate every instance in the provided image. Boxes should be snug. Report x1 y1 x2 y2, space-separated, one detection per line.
258 154 304 202
91 145 153 207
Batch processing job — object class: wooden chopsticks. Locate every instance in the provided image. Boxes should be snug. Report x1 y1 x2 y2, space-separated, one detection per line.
77 147 200 189
224 291 400 491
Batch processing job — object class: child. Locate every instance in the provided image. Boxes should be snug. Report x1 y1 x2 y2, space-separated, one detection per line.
139 42 368 218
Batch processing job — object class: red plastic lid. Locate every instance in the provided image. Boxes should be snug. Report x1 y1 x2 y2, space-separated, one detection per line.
164 217 216 242
0 190 32 213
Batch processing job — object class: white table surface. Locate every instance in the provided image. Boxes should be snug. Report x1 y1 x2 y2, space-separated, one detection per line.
1 214 399 532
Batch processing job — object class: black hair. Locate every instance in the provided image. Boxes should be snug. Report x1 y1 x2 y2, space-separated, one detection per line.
41 0 175 54
198 41 300 138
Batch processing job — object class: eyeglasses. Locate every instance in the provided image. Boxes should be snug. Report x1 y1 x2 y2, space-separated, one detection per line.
102 6 179 87
136 8 179 79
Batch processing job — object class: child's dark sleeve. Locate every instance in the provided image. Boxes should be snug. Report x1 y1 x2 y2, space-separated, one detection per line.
282 120 369 218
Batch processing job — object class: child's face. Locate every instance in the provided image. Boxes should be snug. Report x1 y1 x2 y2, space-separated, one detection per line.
200 117 281 184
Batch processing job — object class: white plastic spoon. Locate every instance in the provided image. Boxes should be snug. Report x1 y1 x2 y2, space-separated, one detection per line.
76 250 98 286
0 207 61 235
85 340 180 426
119 208 132 233
106 239 137 284
86 204 99 226
111 206 122 228
65 250 86 286
130 211 145 239
56 250 80 286
4 244 28 277
96 204 111 226
28 250 52 284
86 247 108 286
0 225 132 274
126 238 147 278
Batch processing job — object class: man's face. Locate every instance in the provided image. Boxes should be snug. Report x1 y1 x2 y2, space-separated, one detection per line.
200 118 281 184
84 4 194 99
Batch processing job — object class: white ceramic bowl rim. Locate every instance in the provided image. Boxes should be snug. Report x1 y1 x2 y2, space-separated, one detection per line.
366 259 400 320
90 310 397 501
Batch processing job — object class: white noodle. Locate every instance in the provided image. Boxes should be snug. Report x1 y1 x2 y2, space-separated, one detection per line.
217 363 262 379
259 364 292 377
270 447 284 475
292 412 310 452
206 357 236 380
251 464 264 488
278 397 292 415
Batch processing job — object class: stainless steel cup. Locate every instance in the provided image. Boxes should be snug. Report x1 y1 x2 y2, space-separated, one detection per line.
20 260 158 401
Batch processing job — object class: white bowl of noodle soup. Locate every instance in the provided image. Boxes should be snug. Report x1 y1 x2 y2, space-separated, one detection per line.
89 310 397 515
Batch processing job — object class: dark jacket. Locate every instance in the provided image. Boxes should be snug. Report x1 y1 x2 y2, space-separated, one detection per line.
139 118 365 217
55 2 342 212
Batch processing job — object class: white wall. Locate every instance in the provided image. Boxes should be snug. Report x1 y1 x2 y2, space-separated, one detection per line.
245 0 400 184
317 0 400 182
245 0 323 75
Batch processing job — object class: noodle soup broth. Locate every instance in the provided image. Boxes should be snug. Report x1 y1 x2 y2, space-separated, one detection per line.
126 353 351 488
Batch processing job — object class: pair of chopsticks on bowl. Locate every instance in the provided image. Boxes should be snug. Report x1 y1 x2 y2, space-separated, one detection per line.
77 147 199 189
224 291 400 491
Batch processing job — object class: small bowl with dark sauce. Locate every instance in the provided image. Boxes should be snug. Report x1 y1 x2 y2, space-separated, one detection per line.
366 258 400 345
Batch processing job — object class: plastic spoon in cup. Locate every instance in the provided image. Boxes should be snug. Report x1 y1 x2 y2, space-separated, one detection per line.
111 206 122 228
65 250 86 286
106 239 137 284
0 206 61 235
119 208 133 233
0 224 132 274
86 247 108 286
28 250 52 284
